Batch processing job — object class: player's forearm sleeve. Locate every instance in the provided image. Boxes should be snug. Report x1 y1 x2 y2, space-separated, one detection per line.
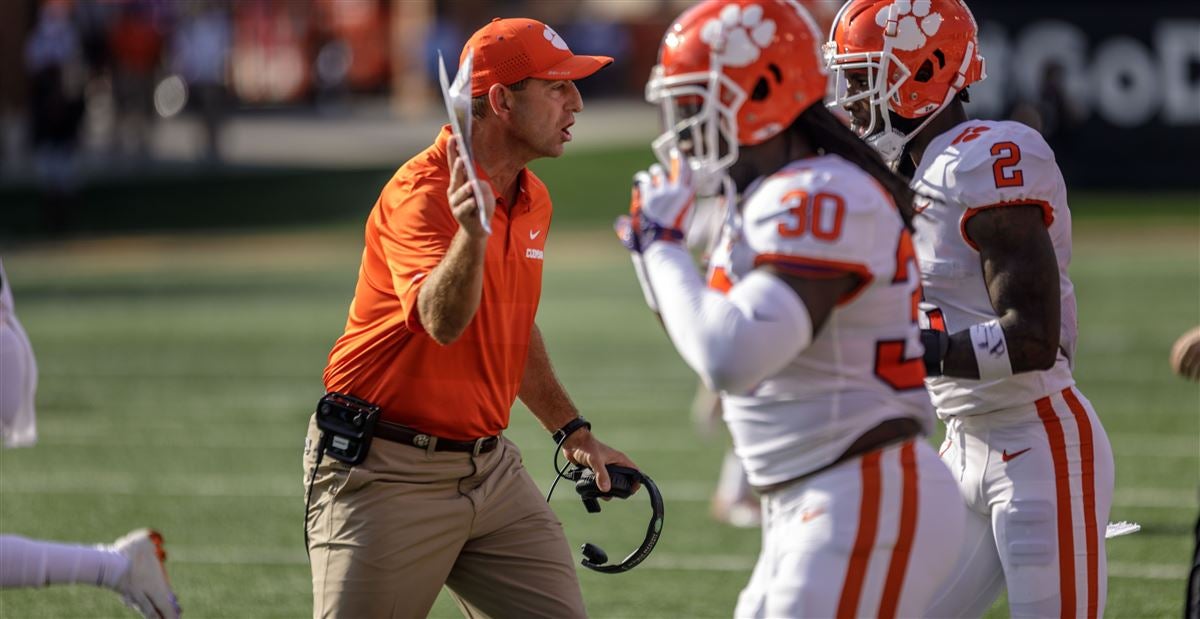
642 242 812 393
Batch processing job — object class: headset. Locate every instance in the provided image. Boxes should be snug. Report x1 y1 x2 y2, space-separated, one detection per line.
562 464 665 574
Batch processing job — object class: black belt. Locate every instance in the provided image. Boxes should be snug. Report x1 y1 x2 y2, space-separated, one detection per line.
375 420 499 455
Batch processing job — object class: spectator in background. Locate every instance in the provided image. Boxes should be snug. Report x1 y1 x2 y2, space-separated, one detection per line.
558 5 631 99
1010 62 1086 184
24 0 86 234
109 3 161 161
1035 62 1086 152
171 1 230 164
423 1 471 89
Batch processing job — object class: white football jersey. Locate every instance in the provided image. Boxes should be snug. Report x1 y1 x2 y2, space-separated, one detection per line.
912 120 1078 418
707 154 935 487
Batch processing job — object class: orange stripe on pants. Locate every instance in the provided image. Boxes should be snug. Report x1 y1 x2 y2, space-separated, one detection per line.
1062 387 1099 619
878 441 919 619
837 451 882 619
1036 395 1076 619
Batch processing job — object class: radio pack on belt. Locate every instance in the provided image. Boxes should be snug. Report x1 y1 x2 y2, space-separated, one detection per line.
315 392 381 465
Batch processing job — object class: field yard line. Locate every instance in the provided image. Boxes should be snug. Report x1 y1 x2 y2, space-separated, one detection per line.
19 431 1199 460
165 546 1186 581
2 476 1193 509
1108 563 1188 581
1107 433 1199 459
1112 487 1197 509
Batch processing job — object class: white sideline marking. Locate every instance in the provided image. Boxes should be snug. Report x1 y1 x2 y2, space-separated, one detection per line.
167 546 1186 580
24 428 1198 458
1107 433 1199 459
1108 562 1187 581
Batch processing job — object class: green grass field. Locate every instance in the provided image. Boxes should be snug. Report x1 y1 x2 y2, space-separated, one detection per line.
0 166 1196 617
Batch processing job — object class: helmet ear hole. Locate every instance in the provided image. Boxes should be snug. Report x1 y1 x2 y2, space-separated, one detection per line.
767 63 783 83
913 59 935 83
751 77 771 101
932 49 946 69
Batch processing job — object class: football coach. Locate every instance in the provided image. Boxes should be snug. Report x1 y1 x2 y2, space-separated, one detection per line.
302 16 638 619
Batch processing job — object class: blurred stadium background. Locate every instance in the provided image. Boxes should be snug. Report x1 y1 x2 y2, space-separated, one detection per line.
0 0 1196 617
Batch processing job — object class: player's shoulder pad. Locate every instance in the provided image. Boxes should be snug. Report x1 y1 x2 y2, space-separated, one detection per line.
741 155 894 264
945 120 1065 211
952 120 1056 174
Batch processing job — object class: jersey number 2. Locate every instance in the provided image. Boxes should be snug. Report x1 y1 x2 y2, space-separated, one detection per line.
991 141 1024 188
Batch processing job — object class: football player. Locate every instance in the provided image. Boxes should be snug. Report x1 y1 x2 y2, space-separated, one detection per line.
827 1 1115 616
0 260 180 619
695 0 845 531
619 1 965 615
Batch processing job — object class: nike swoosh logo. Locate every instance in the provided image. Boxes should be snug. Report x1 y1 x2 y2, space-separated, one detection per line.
529 230 542 240
800 508 825 523
1001 448 1031 462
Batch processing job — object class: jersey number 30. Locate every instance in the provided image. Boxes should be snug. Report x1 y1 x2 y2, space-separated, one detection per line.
776 191 846 241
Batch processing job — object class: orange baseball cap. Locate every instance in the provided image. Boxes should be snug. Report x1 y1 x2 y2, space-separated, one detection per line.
462 18 614 97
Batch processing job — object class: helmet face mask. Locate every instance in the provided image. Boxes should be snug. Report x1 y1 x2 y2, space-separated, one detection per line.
824 42 913 164
646 64 745 197
825 0 986 166
646 0 828 196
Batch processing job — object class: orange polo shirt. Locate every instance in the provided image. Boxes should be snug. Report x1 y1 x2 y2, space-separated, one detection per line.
323 126 552 441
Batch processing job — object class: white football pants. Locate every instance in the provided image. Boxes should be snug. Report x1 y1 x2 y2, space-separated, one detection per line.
928 386 1115 618
0 301 38 448
735 439 965 618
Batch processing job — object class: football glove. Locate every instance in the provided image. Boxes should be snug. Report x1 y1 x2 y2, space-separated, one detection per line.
624 148 695 251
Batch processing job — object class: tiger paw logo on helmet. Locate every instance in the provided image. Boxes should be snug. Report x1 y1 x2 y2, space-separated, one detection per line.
699 4 776 68
878 0 943 51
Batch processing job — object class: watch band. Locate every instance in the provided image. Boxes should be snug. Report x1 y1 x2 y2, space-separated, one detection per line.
552 416 592 445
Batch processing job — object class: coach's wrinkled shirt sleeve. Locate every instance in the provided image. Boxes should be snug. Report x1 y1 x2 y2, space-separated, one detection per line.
376 172 456 333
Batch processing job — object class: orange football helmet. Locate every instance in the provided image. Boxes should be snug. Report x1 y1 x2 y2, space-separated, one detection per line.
645 0 827 195
825 0 986 163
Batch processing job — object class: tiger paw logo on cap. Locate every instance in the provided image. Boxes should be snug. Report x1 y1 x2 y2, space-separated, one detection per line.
699 3 776 68
543 25 569 51
878 0 943 51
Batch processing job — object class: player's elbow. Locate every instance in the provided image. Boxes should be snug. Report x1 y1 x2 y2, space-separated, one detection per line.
1015 332 1059 371
693 348 758 394
698 366 756 394
1028 339 1059 370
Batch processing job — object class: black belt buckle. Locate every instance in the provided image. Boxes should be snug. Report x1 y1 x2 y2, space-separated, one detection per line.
315 392 380 465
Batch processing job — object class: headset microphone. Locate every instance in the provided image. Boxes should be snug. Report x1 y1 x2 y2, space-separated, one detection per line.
566 464 665 574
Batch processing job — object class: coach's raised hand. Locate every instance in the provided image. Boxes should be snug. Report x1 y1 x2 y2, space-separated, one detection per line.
447 136 495 238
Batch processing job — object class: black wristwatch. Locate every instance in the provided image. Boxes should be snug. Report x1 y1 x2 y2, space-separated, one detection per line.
552 416 592 445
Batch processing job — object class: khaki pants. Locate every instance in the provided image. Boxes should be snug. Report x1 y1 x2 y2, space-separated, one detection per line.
303 416 586 619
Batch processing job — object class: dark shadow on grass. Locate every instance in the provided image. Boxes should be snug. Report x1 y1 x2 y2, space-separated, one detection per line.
15 275 352 303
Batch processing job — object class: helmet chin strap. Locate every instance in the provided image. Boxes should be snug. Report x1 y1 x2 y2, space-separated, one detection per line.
867 130 908 169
